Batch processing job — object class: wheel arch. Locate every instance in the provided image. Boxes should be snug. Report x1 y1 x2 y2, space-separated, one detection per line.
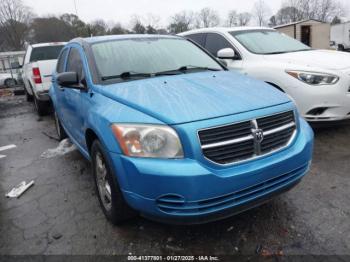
85 128 99 154
4 78 17 86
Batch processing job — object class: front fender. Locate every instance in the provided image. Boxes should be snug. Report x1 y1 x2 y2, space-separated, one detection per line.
84 92 164 155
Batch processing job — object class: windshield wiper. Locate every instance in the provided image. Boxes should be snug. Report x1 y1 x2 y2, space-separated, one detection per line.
101 66 221 81
101 72 152 81
155 65 221 76
264 51 289 55
265 49 313 55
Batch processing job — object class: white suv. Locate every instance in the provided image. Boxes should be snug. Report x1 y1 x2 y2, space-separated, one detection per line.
180 27 350 122
22 42 66 115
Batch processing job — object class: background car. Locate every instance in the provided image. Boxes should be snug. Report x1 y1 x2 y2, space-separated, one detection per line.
180 27 350 122
0 72 18 88
22 42 66 115
331 21 350 51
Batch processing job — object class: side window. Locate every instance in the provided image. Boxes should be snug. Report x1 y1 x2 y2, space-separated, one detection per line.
66 48 84 81
205 33 235 57
186 33 206 47
56 48 68 73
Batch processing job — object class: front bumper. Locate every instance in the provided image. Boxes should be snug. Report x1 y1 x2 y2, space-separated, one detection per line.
286 76 350 122
108 118 313 224
34 81 51 101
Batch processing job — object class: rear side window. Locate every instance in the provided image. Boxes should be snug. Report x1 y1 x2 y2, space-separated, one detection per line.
205 33 233 57
30 45 64 62
67 48 83 81
56 49 68 73
186 33 206 46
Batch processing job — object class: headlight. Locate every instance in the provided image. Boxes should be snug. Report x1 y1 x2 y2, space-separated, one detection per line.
286 71 339 85
111 124 184 159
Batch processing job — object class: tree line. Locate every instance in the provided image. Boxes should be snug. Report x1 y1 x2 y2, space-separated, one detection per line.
0 0 345 51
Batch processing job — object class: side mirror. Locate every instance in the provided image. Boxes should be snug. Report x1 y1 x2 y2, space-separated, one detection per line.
217 48 236 59
57 72 86 90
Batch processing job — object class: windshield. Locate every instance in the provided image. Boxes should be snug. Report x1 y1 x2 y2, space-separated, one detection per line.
90 37 223 82
230 30 311 55
30 45 64 62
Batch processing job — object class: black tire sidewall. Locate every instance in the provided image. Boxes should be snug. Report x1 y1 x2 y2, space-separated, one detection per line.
25 88 33 102
34 96 47 116
5 79 16 88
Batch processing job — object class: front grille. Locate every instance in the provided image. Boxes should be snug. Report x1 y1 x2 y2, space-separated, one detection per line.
156 163 308 215
198 111 296 165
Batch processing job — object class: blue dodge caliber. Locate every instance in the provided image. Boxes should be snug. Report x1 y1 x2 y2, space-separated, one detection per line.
50 35 314 225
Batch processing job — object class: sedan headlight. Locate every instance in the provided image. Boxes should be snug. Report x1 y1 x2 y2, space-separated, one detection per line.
286 71 339 85
111 124 184 158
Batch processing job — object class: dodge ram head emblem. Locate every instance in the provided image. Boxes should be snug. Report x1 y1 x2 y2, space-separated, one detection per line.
253 129 264 143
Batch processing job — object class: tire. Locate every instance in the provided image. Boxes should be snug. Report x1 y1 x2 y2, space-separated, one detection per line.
24 87 33 102
33 95 48 116
338 45 345 51
54 111 67 141
91 140 137 225
4 78 17 88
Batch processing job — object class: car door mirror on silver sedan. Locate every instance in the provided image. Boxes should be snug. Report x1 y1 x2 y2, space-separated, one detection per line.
57 72 87 91
217 48 236 59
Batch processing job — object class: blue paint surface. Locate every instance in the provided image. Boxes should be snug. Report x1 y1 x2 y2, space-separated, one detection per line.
50 38 313 223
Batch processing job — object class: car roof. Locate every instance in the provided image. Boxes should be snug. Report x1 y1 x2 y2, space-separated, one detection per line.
31 42 67 48
70 34 182 45
179 27 274 35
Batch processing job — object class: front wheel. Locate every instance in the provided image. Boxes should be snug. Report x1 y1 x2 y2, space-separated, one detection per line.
338 45 345 51
91 140 136 225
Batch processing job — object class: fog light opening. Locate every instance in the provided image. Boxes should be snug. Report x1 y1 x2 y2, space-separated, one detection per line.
306 107 328 116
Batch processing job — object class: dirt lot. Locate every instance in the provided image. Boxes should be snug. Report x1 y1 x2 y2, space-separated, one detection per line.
0 95 349 256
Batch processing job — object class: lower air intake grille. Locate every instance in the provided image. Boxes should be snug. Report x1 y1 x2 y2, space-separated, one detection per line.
198 111 296 165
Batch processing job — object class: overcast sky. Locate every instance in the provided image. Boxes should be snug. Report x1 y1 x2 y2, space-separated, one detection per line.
24 0 350 27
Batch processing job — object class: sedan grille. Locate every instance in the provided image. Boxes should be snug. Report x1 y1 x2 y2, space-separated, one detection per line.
198 111 296 165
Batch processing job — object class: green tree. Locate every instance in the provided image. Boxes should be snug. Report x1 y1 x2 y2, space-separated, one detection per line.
60 13 89 37
30 17 75 43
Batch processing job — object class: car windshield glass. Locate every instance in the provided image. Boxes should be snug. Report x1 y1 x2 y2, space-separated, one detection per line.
230 30 311 55
90 37 223 82
30 45 64 62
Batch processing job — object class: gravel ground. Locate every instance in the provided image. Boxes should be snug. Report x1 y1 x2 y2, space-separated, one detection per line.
0 95 349 256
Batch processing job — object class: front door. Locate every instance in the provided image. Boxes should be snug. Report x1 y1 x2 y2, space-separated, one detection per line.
53 48 69 124
62 46 87 145
204 33 244 73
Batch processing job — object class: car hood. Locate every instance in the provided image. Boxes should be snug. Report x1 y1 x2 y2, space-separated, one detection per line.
98 71 290 125
264 49 350 71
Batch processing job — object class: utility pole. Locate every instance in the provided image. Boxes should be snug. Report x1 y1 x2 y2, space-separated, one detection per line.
73 0 78 16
